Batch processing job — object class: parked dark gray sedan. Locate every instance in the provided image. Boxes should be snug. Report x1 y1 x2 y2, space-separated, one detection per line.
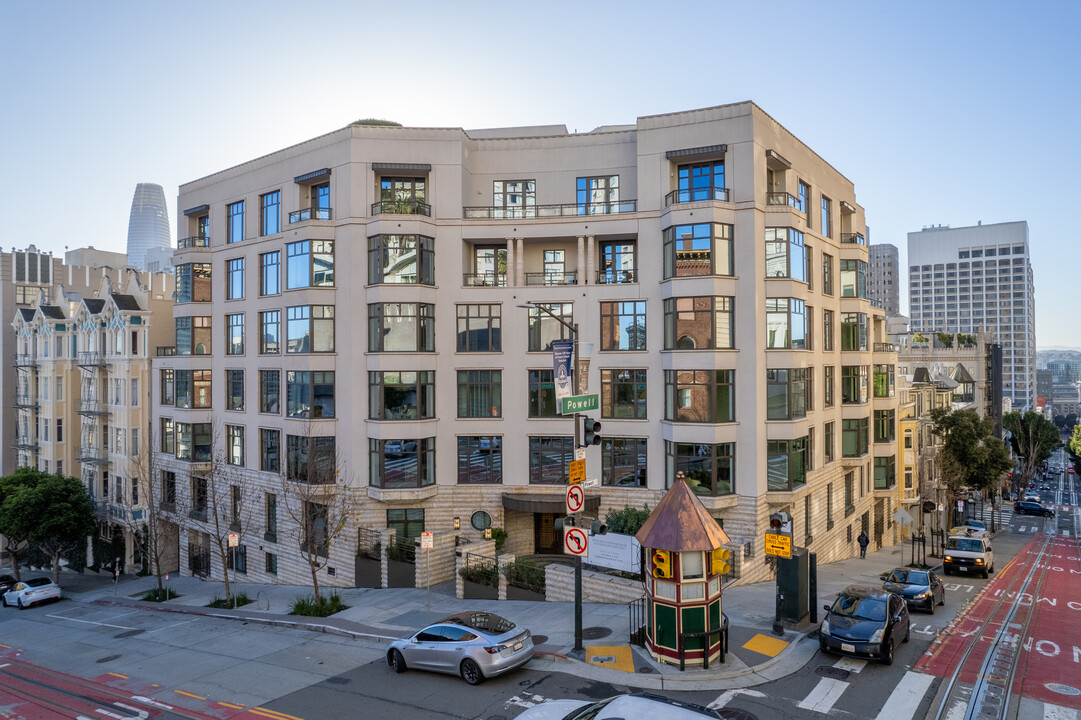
385 611 533 685
881 568 946 613
820 586 910 665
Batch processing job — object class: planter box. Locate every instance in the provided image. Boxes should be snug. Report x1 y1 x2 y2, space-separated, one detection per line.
506 585 545 602
463 579 498 600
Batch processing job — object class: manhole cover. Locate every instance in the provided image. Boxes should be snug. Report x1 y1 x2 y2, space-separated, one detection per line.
96 655 121 663
532 635 548 645
637 666 654 673
717 710 760 720
114 629 144 639
815 665 851 681
581 627 612 640
1046 683 1081 696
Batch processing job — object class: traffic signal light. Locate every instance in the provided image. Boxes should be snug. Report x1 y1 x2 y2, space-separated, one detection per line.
583 416 602 446
590 520 608 536
651 549 671 578
711 547 731 575
554 515 576 538
769 511 791 532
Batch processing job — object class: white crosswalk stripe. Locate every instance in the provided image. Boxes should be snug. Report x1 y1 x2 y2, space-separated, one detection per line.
874 671 934 720
798 677 849 713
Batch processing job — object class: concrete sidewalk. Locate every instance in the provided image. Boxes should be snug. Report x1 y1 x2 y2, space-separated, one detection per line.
51 541 925 691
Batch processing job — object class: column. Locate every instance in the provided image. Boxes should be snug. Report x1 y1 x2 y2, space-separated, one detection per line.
577 235 585 286
506 238 515 287
586 235 596 285
516 238 525 286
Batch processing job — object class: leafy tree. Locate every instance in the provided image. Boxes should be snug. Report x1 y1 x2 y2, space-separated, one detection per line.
604 505 652 535
931 408 1012 525
1070 425 1081 458
2 470 95 583
1003 411 1060 491
0 467 46 580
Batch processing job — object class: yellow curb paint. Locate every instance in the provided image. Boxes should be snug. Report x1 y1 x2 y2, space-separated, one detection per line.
217 702 245 709
584 645 635 672
743 633 789 657
249 708 305 720
107 672 129 679
174 690 206 700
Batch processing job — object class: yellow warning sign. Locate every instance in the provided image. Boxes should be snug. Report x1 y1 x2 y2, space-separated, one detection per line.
764 532 792 558
569 459 586 484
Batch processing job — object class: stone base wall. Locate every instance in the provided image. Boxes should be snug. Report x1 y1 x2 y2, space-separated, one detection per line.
544 563 645 604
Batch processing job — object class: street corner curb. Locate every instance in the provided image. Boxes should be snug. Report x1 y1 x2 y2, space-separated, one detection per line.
533 651 571 661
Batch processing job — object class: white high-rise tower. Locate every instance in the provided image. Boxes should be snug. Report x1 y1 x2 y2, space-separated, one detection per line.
126 183 172 271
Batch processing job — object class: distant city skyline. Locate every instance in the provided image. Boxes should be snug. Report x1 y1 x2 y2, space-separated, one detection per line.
2 1 1078 346
125 182 172 271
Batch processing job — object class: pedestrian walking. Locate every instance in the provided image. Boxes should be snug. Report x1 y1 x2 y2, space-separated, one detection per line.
857 531 869 559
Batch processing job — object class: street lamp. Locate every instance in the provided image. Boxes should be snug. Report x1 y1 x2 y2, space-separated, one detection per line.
517 301 586 653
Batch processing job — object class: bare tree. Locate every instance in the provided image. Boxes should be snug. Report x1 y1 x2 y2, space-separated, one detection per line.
277 425 359 604
201 421 259 602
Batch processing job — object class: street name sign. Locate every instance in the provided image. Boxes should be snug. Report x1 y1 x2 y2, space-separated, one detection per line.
561 393 599 414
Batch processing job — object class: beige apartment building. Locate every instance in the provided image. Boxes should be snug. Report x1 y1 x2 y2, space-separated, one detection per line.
11 268 175 570
156 101 901 588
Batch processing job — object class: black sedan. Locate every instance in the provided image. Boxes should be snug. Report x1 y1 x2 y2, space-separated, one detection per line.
1014 501 1055 517
881 568 946 613
0 575 15 596
820 586 910 665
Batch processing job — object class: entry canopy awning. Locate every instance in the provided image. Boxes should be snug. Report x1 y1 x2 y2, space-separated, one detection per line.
502 492 600 515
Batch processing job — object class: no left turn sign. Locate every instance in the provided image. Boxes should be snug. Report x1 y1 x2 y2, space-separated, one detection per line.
566 485 585 514
564 527 588 556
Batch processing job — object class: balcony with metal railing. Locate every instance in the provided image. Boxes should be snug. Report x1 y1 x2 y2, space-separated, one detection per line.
462 272 508 287
289 206 333 223
177 235 211 250
524 271 577 286
841 232 867 246
767 192 802 209
15 353 36 367
13 436 38 451
78 446 109 464
874 343 898 353
156 346 177 356
76 398 110 416
665 187 731 206
596 269 638 285
463 200 637 219
371 199 430 217
76 351 108 368
13 394 36 409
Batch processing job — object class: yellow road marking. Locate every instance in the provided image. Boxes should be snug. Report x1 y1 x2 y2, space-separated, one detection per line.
743 633 789 657
174 690 206 700
107 672 129 679
584 645 635 672
249 708 305 720
217 702 245 709
0 644 10 649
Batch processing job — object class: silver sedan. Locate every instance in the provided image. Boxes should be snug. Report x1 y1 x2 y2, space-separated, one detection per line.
2 577 61 609
385 611 533 685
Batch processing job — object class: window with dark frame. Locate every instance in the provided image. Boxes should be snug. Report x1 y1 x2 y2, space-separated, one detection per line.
601 369 647 419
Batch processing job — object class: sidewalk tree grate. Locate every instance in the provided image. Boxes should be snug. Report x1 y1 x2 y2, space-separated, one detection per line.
814 665 851 681
581 626 612 640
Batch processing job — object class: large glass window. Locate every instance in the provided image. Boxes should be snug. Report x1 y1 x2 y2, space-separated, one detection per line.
601 369 647 419
874 409 896 443
260 429 280 473
823 309 835 351
598 241 637 284
824 365 835 407
226 425 244 467
369 437 435 489
576 175 618 215
369 303 435 352
822 253 834 295
368 235 434 285
470 246 507 286
676 162 725 202
160 418 174 454
824 421 835 463
602 437 647 487
528 369 558 418
261 191 280 236
226 314 244 355
767 438 808 491
286 305 335 353
493 180 535 218
312 182 330 215
160 369 174 406
874 456 896 489
821 196 831 237
260 370 280 414
663 223 734 278
260 251 280 296
528 436 574 483
226 369 244 411
176 263 211 303
387 508 424 542
457 437 502 484
663 296 733 350
175 422 212 462
666 441 734 497
600 301 646 351
840 260 868 298
457 370 501 418
286 240 334 289
766 298 807 349
526 303 573 352
227 201 244 244
873 364 895 397
380 176 426 209
175 316 211 355
456 304 501 352
840 312 868 351
174 369 212 409
260 310 280 354
287 371 336 419
287 435 336 483
842 418 870 457
369 371 435 420
227 258 244 300
664 370 735 423
841 365 869 404
765 228 806 281
766 368 810 420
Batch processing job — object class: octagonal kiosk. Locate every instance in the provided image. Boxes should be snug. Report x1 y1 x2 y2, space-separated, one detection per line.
635 479 732 668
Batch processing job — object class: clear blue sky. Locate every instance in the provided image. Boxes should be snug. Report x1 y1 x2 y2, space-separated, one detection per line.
2 1 1077 347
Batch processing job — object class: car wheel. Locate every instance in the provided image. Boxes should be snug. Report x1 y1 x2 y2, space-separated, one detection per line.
16 598 24 610
388 649 407 674
882 639 895 665
904 623 911 643
929 601 935 615
982 568 989 579
460 658 484 685
939 591 946 607
1 596 6 608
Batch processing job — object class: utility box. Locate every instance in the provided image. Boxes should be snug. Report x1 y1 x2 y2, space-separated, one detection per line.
775 547 809 624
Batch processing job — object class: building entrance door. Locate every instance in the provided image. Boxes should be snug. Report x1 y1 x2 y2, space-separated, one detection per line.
534 512 559 554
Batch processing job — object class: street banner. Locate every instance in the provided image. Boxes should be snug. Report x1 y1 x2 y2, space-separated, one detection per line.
552 340 573 413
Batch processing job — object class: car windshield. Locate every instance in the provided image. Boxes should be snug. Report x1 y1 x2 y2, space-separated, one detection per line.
25 578 51 587
947 538 984 552
831 595 887 622
887 570 927 585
